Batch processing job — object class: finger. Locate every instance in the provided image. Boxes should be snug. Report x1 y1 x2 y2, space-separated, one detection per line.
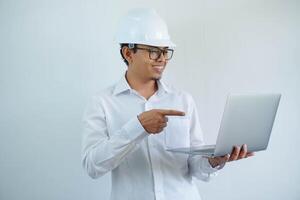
160 122 167 128
158 116 168 123
211 154 230 166
164 117 168 123
238 144 247 159
224 154 230 162
154 127 164 134
160 116 168 123
228 146 236 161
218 154 230 164
158 109 185 116
246 152 255 158
229 146 240 161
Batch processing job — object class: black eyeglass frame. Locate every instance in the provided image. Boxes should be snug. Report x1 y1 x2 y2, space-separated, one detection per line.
131 46 174 61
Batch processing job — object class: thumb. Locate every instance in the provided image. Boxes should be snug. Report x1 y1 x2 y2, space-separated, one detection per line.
222 154 230 163
216 154 230 165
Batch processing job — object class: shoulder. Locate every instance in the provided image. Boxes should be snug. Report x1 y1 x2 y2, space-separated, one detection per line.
93 85 115 99
88 83 118 106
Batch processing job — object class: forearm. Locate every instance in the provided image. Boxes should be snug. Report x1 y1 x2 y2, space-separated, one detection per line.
82 117 148 179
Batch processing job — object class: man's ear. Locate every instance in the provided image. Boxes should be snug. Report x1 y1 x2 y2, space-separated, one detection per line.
122 46 133 64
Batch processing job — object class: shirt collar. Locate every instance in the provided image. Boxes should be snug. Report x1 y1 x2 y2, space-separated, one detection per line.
113 73 131 95
113 72 172 96
157 78 172 95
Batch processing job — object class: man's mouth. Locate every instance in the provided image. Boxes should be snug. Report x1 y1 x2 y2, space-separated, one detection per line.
153 65 164 72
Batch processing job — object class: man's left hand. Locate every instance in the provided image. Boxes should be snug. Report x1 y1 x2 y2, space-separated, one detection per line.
208 144 255 168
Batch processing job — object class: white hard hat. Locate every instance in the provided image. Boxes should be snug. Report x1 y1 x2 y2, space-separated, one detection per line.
115 8 176 48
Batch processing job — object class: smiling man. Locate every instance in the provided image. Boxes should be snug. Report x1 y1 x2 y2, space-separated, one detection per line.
81 8 253 200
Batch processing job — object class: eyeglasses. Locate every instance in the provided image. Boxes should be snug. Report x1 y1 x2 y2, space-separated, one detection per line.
134 46 174 61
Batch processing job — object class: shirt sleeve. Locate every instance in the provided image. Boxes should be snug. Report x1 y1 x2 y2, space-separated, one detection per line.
186 94 225 181
81 95 148 179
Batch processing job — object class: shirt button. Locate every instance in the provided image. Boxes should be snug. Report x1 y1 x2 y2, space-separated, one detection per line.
156 190 163 199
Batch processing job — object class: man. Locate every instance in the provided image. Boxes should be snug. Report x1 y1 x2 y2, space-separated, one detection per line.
82 8 254 200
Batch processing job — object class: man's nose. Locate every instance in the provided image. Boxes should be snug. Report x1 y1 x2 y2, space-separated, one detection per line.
156 52 166 62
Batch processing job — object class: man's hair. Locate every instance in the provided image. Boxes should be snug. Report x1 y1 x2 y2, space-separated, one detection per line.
120 43 137 66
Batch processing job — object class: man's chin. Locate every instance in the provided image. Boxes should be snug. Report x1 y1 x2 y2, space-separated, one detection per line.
151 75 162 81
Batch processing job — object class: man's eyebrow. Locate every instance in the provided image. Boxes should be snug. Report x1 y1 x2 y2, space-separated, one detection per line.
150 47 169 51
142 45 168 50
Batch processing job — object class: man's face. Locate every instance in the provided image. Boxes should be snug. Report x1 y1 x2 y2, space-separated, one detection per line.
129 44 170 81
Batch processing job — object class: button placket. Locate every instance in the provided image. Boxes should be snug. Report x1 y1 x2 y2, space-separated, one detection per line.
145 101 164 200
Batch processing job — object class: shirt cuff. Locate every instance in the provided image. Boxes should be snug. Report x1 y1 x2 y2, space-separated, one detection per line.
122 116 148 142
203 157 226 173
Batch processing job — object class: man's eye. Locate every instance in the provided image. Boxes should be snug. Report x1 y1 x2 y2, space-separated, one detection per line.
150 49 160 53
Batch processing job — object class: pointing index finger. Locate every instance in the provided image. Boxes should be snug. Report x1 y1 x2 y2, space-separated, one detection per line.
158 109 186 116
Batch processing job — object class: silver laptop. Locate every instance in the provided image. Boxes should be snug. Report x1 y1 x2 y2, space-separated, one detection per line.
166 93 281 157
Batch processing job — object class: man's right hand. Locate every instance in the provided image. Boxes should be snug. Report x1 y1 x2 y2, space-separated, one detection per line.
137 109 185 134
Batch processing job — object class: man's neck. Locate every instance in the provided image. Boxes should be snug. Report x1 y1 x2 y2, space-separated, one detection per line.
125 71 158 99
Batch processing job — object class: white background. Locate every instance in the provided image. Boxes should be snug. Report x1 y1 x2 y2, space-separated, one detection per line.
0 0 299 199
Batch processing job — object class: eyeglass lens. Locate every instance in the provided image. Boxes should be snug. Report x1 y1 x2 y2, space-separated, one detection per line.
149 49 173 60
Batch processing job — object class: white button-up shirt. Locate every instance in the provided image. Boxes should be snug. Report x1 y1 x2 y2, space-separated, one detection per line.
82 74 221 200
